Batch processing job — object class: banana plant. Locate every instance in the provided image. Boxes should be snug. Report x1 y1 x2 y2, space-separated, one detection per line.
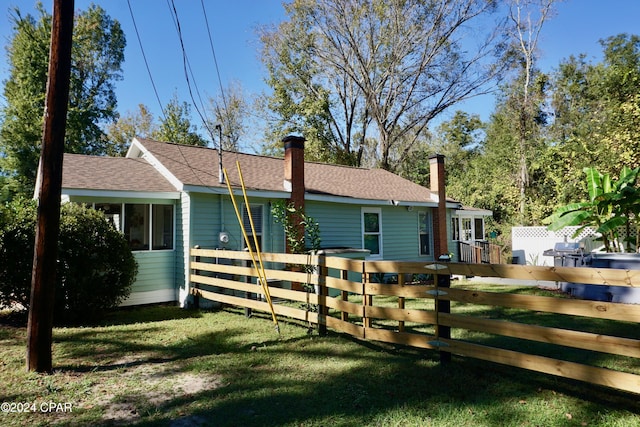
545 166 640 252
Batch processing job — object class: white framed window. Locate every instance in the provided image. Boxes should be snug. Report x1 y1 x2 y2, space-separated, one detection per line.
418 211 431 256
452 215 485 243
152 204 175 250
461 218 473 241
451 216 460 241
362 208 382 258
95 203 122 231
242 204 263 251
95 203 174 251
474 218 485 240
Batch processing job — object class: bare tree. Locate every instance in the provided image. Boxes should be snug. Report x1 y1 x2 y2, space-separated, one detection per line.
506 0 557 223
207 81 249 152
261 0 509 170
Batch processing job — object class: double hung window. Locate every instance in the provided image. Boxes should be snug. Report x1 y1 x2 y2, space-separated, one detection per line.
362 208 382 258
242 204 263 251
418 211 431 256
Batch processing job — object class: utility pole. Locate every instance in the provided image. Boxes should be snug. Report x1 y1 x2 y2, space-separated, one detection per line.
26 0 74 373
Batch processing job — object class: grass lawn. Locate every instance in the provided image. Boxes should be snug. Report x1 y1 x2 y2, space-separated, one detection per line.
1 296 639 426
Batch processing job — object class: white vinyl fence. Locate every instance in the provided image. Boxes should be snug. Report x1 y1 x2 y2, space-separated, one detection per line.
511 226 600 266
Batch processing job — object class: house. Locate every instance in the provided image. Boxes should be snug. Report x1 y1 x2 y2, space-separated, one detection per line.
59 136 491 306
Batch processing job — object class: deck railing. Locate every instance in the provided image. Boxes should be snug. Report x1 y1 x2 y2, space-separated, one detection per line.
190 248 640 395
458 241 502 264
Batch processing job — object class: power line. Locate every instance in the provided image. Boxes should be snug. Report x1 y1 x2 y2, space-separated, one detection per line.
126 0 166 121
167 0 216 144
200 0 231 137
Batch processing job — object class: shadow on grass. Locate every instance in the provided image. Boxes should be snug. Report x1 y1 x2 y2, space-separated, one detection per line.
7 303 637 426
125 327 640 427
99 304 203 326
53 316 312 374
50 307 640 426
0 303 201 328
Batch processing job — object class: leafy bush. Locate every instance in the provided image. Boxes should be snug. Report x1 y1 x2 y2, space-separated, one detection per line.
0 199 137 323
0 198 37 308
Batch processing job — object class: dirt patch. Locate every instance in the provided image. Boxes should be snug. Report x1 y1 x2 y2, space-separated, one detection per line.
98 362 222 424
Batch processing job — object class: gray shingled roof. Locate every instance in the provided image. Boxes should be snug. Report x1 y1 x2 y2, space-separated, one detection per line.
136 139 439 203
62 139 448 204
62 153 177 193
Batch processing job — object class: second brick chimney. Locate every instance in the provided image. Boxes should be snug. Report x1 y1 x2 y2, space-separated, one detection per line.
429 154 448 259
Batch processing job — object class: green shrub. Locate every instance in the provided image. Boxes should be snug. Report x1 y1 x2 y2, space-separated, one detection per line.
0 198 37 308
0 199 137 323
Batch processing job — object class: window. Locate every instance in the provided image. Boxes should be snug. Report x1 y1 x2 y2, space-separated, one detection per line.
418 211 431 255
362 208 382 257
95 203 122 231
452 216 484 243
461 218 472 241
451 217 460 241
242 204 263 251
125 204 150 250
474 218 485 240
153 205 174 250
96 203 174 251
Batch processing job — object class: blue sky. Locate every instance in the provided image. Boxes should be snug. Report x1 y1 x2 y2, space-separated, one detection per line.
1 0 639 147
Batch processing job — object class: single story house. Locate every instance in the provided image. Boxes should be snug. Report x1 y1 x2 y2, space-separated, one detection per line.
59 136 491 306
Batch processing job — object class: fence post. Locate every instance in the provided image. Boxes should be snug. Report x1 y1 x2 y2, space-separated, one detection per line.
434 255 451 364
317 253 328 336
244 257 252 317
361 261 370 339
341 269 349 322
193 246 200 309
398 274 405 333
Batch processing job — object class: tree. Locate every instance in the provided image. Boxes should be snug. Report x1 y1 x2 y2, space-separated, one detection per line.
432 111 485 183
0 3 125 197
548 34 640 207
505 0 556 224
597 34 640 169
152 94 208 146
207 81 249 152
259 7 368 166
260 0 508 171
103 104 157 156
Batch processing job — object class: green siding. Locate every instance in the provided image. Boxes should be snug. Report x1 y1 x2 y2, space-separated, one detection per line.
307 202 440 261
66 195 180 299
190 193 221 248
306 201 361 249
381 207 419 260
175 193 188 291
131 251 175 293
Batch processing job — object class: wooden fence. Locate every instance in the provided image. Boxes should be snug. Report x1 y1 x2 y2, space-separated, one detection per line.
190 248 640 395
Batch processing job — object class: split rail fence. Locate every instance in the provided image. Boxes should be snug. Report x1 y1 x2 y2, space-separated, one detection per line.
190 248 640 395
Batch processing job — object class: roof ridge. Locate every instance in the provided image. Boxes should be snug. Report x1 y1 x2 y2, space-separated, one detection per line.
138 138 375 171
64 153 145 161
138 138 285 162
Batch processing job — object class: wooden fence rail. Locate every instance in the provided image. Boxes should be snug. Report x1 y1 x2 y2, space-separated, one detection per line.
190 248 640 395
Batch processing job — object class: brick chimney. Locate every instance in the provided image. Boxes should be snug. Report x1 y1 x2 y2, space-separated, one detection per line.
429 154 448 259
283 135 305 210
283 135 306 254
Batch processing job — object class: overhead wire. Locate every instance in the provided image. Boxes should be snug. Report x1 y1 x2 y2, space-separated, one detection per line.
167 0 217 145
200 0 231 147
126 0 166 121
